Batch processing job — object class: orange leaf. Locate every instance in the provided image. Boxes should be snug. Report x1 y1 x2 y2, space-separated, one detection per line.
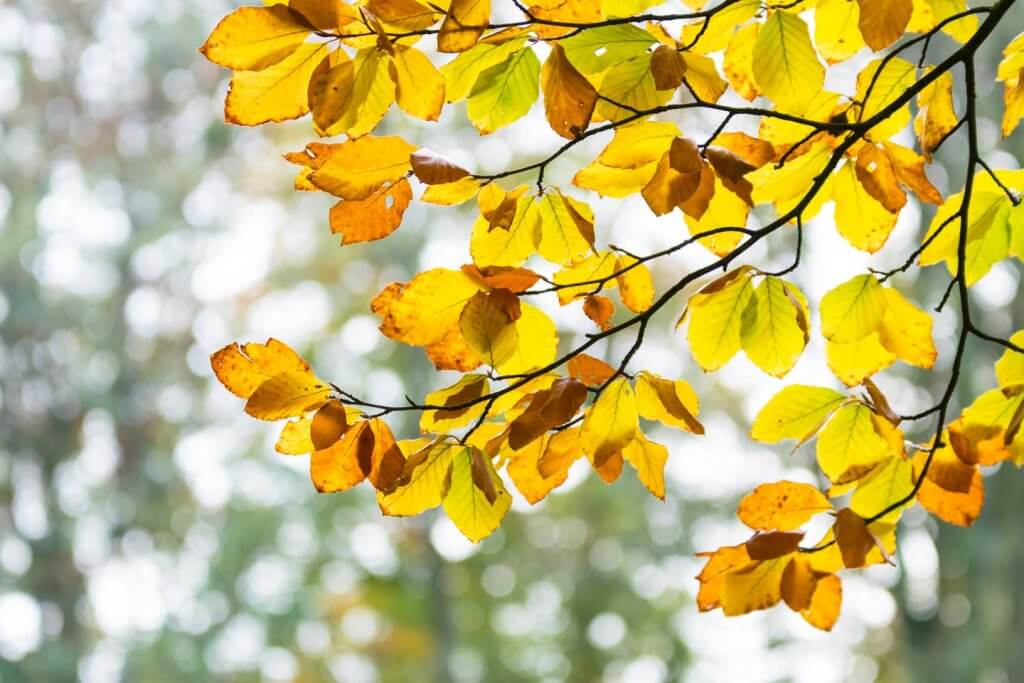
737 481 832 532
567 354 617 387
583 294 615 330
329 178 412 245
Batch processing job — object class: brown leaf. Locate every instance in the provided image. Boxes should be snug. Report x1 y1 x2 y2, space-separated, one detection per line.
411 149 471 185
746 531 804 560
650 44 687 91
310 400 349 450
540 44 597 139
706 147 755 205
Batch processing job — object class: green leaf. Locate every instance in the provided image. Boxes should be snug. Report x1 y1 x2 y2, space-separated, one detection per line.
560 24 657 74
467 47 541 134
751 11 824 114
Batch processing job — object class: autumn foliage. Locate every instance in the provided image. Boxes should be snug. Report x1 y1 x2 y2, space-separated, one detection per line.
202 0 1024 630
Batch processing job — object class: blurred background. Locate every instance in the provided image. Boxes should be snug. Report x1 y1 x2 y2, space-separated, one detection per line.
2 1 1023 681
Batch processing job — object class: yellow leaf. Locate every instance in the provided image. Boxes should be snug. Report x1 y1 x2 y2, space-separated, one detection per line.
814 0 865 64
244 371 330 421
366 0 439 31
998 33 1024 136
857 0 912 51
225 42 326 125
442 446 511 543
855 56 916 139
915 68 958 160
374 268 484 346
622 432 669 500
751 11 824 114
850 454 914 523
538 423 585 475
679 53 727 102
437 0 490 53
750 385 847 444
721 556 790 616
686 268 755 371
927 0 978 43
420 375 490 433
594 54 672 123
832 163 898 253
290 0 359 32
535 192 594 265
816 403 890 483
615 256 654 313
308 49 355 132
678 0 760 53
459 290 520 368
211 338 313 399
683 177 749 257
200 5 312 71
572 121 678 197
540 44 597 139
740 276 808 378
320 48 396 138
495 303 558 376
737 481 832 531
552 251 619 305
994 330 1024 388
820 274 888 344
581 378 638 464
748 142 832 208
723 22 760 101
800 573 842 631
276 418 314 455
379 440 459 516
529 0 600 38
508 433 572 504
467 47 540 134
470 194 541 268
422 176 482 205
329 178 412 245
825 333 896 387
634 371 703 434
308 135 415 201
389 45 446 121
877 287 936 368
